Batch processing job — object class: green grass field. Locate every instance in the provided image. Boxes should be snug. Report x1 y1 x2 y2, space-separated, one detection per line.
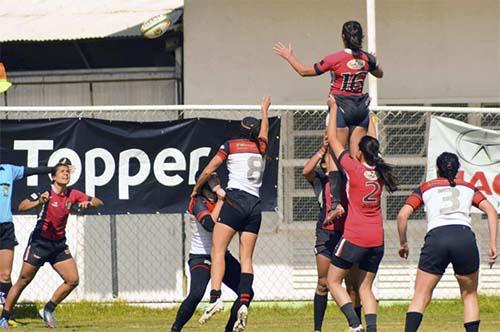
9 296 500 331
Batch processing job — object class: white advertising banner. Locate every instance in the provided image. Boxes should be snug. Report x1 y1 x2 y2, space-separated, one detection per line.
427 116 500 212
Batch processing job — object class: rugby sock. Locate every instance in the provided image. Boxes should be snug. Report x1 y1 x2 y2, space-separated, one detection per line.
328 171 342 206
44 300 57 313
464 320 480 332
1 309 10 320
405 312 423 332
209 289 221 304
313 293 328 331
238 273 254 306
365 313 377 332
354 305 363 321
340 303 361 328
0 282 11 304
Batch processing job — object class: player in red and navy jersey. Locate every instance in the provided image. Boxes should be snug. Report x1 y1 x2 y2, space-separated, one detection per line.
275 21 383 222
0 159 103 329
193 96 270 331
302 135 362 332
397 153 498 332
326 97 398 332
171 173 246 332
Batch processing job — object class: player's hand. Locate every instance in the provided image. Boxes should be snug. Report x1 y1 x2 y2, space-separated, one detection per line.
78 201 93 210
261 96 271 113
38 191 49 205
215 188 226 201
398 242 409 259
327 95 337 111
273 42 293 60
488 245 497 268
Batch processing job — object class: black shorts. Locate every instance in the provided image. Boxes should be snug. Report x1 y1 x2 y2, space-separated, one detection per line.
0 222 18 249
418 225 479 275
188 252 241 292
218 189 262 234
331 238 384 273
314 228 342 259
333 94 370 128
23 234 72 267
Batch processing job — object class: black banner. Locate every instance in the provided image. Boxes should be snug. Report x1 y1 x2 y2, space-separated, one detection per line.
0 117 280 214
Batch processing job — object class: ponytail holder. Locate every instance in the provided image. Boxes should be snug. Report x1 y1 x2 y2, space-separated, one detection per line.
446 163 452 170
377 153 383 159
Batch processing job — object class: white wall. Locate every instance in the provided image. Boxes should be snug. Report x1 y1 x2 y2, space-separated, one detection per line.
184 0 500 104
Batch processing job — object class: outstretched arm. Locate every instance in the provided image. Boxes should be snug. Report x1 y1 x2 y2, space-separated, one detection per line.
479 200 498 268
326 96 344 158
191 156 224 197
259 96 270 142
302 137 327 183
23 166 52 177
274 42 317 77
18 191 49 212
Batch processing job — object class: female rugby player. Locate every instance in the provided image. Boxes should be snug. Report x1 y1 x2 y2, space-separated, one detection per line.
274 21 383 218
171 173 246 332
397 152 498 332
192 96 270 331
0 159 103 329
0 162 51 326
302 137 362 332
326 97 397 332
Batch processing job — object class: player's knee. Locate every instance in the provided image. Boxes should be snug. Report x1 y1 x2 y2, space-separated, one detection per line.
186 290 204 304
65 277 79 288
0 271 12 283
317 277 328 293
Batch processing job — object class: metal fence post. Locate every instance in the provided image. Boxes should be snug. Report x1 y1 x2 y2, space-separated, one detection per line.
110 214 119 298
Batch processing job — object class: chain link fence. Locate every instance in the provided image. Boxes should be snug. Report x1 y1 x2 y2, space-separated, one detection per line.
3 105 500 302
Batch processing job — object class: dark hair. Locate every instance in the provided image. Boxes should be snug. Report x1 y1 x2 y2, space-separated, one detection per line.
50 158 72 178
436 152 460 187
240 117 265 156
342 21 364 56
359 136 398 192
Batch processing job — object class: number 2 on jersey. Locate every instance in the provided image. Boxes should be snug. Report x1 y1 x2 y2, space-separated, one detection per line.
247 156 264 184
363 181 380 204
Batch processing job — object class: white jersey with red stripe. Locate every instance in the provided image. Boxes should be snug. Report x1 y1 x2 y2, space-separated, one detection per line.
405 178 487 232
216 137 268 198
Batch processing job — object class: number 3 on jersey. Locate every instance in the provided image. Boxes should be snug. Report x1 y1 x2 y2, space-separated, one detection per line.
438 188 461 214
247 156 264 184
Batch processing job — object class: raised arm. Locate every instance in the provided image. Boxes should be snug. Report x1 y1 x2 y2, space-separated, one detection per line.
302 136 327 183
397 204 414 259
23 166 52 178
326 96 344 158
192 156 224 197
273 42 317 77
259 96 270 142
479 200 498 267
367 113 379 138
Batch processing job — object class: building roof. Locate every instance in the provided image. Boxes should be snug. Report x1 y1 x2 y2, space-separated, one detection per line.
0 0 183 42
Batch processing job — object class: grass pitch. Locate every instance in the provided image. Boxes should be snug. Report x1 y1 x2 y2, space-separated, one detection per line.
9 296 500 331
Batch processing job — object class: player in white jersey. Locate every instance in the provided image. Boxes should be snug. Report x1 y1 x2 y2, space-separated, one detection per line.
193 96 270 331
171 173 244 332
397 152 498 332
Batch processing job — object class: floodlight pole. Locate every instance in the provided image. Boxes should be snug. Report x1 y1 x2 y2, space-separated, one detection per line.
366 0 378 106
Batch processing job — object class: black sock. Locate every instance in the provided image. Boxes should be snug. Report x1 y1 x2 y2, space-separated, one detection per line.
464 320 480 332
209 289 221 304
328 171 342 207
405 312 423 332
44 301 56 313
340 303 361 328
313 293 328 331
365 313 377 332
354 305 363 321
0 282 11 304
1 309 10 320
237 273 254 306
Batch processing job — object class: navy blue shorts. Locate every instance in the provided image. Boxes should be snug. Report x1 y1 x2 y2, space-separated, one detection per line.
333 94 371 128
331 237 384 273
23 234 72 267
418 225 479 275
314 228 342 259
0 222 18 249
219 189 262 234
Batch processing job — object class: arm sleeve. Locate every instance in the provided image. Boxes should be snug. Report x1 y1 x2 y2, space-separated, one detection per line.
313 55 334 75
216 141 230 161
28 190 42 202
189 196 215 232
72 189 92 203
405 187 423 210
365 52 377 72
11 165 25 181
23 166 52 177
472 188 487 208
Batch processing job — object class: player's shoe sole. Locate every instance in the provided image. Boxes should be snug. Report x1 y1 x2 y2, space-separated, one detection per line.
198 299 224 325
38 308 56 328
348 325 364 332
232 304 248 332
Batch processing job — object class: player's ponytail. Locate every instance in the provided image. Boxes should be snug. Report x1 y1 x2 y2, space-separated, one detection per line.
342 21 363 56
436 152 460 187
359 136 398 192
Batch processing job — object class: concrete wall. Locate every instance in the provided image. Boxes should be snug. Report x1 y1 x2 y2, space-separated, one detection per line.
184 0 500 104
